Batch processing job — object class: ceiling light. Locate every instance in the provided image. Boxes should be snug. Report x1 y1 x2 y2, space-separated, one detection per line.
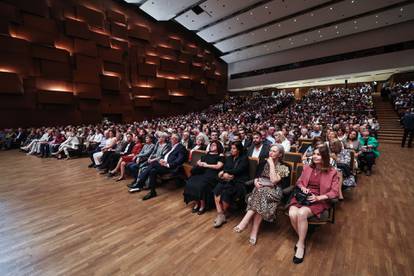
330 7 333 10
264 28 268 32
265 6 268 9
278 23 281 27
320 34 323 38
250 12 253 15
376 15 379 18
400 8 404 12
310 13 314 16
236 17 239 20
354 26 358 29
351 0 355 3
293 18 297 22
375 21 378 24
354 20 357 24
336 31 340 34
318 30 321 33
335 25 338 29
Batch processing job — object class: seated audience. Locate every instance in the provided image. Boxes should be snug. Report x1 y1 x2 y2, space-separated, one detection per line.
233 144 290 245
275 131 291 152
108 135 143 181
125 135 155 185
183 141 224 214
52 131 80 159
98 133 134 174
358 129 379 176
288 145 340 264
213 142 249 228
330 139 355 199
92 130 117 167
128 133 186 200
247 132 270 175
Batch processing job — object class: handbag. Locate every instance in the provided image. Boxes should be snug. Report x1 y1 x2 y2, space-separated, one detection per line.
293 186 312 206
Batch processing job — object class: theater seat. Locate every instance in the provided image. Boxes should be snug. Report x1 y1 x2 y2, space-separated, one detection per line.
308 201 337 225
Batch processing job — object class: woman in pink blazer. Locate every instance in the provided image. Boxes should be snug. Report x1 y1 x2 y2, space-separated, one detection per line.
289 144 340 264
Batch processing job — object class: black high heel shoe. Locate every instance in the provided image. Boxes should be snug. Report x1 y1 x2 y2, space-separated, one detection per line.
192 206 199 213
293 247 306 264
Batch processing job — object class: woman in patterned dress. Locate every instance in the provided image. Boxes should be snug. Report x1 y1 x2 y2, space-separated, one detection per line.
233 144 290 245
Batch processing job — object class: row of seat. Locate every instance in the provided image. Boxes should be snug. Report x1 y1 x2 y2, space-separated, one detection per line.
184 150 335 225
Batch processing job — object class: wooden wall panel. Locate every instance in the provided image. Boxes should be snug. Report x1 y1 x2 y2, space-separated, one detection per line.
74 39 98 57
0 72 23 94
0 0 227 128
76 5 104 28
65 18 90 39
37 90 74 104
75 83 101 99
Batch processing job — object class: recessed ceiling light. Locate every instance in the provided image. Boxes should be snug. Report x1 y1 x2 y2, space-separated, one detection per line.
310 13 314 16
400 8 404 12
376 15 379 18
236 17 239 20
293 18 297 22
318 30 321 33
290 42 294 45
304 38 308 41
320 34 323 38
264 28 268 32
278 23 281 27
336 31 340 34
375 21 378 24
330 7 333 10
354 26 358 29
250 12 253 15
354 20 357 24
289 38 292 41
265 6 268 9
351 0 355 3
335 25 338 29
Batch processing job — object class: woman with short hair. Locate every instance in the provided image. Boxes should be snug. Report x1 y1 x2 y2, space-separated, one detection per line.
233 144 290 245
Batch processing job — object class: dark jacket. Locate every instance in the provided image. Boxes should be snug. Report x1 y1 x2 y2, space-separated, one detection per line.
402 112 414 130
121 141 135 155
165 143 188 170
247 143 270 176
223 154 249 183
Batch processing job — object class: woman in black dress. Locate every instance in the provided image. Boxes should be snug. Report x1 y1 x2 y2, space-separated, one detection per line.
183 141 224 215
213 141 249 228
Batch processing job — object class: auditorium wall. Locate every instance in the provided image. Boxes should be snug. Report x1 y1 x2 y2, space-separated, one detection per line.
0 0 227 128
228 21 414 91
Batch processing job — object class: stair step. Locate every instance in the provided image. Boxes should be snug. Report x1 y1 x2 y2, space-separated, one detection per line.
378 140 402 144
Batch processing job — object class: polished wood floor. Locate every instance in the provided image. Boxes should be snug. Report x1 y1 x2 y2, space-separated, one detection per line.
0 144 413 275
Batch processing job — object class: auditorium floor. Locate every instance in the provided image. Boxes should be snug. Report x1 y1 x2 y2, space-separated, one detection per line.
0 144 413 276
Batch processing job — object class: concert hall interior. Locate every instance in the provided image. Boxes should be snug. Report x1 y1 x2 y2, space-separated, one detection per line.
0 0 413 275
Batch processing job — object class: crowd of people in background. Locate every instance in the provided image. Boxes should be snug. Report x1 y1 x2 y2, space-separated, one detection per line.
383 81 414 148
2 82 414 264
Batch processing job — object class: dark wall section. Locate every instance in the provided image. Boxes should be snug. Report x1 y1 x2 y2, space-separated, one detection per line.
0 0 227 127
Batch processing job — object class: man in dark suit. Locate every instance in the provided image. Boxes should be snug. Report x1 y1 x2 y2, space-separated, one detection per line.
12 128 26 148
247 132 270 176
239 128 252 149
130 133 187 200
401 108 414 148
